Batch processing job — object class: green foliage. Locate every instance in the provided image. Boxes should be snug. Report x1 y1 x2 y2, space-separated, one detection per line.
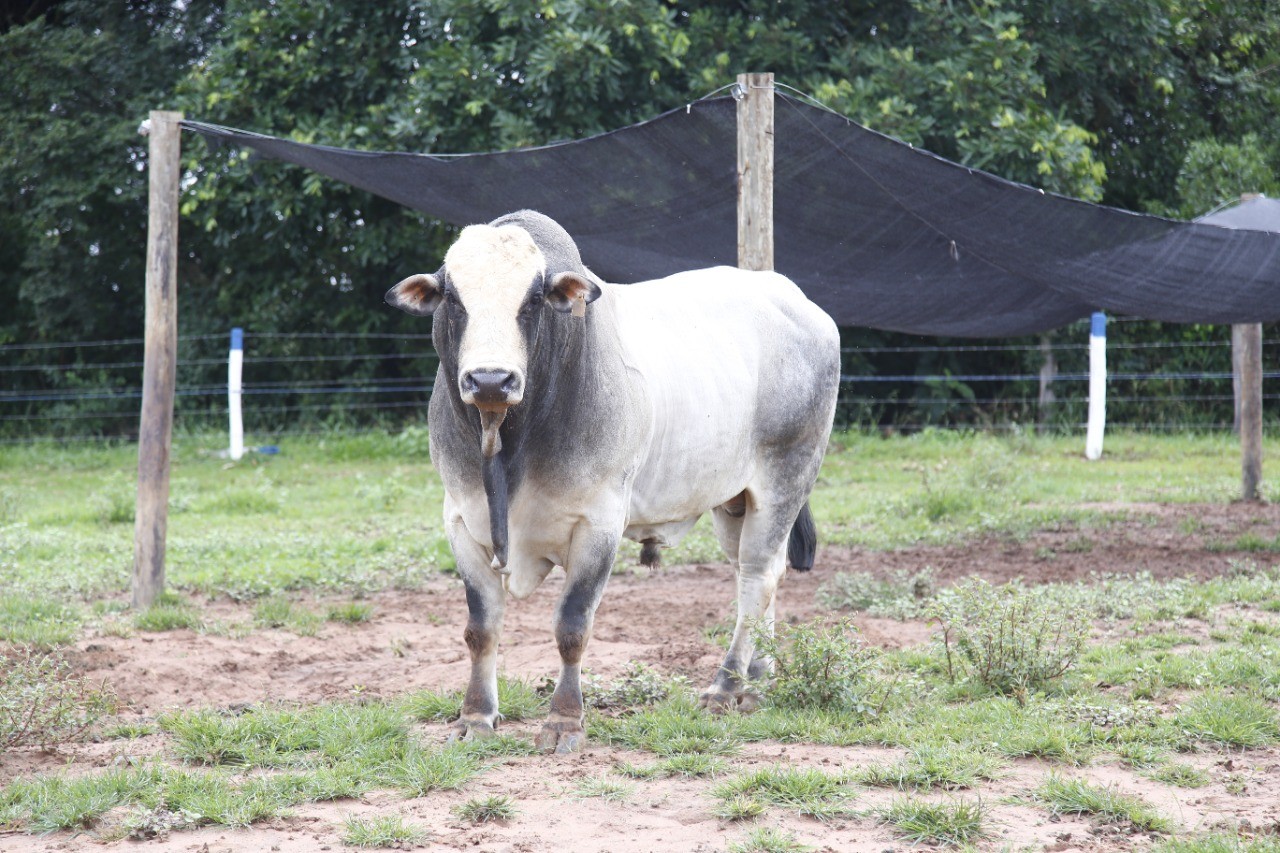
5 1 1279 442
583 661 675 710
453 795 517 824
0 595 82 647
134 597 203 633
727 827 813 853
1029 774 1172 832
341 814 427 848
1 647 114 749
751 619 891 717
1174 692 1280 748
712 766 856 823
327 601 374 624
930 578 1089 695
1158 834 1280 853
877 797 988 846
855 744 1003 791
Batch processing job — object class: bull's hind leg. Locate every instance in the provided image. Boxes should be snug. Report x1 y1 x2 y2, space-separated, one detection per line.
711 502 774 686
537 527 618 754
700 499 793 713
449 517 506 740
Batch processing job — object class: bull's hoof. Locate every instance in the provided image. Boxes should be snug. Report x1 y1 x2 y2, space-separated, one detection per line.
698 689 762 714
448 717 497 742
535 719 586 754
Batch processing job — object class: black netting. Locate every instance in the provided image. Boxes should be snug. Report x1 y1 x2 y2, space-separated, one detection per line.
182 93 1280 338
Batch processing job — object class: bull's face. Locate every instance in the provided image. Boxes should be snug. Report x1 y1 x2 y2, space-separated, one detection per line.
385 223 601 450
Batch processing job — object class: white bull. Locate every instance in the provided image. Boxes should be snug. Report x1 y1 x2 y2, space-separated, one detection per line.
386 210 840 752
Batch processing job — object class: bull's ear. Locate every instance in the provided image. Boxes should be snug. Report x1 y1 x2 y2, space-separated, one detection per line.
547 271 603 314
385 273 443 316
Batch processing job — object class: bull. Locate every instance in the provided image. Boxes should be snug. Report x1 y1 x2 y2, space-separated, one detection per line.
386 211 839 752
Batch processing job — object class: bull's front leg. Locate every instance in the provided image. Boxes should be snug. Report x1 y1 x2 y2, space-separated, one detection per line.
536 527 617 754
449 518 506 740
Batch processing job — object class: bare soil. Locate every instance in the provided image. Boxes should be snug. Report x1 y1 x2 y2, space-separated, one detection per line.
4 503 1280 852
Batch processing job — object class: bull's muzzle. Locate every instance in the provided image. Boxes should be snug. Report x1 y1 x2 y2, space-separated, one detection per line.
461 369 523 407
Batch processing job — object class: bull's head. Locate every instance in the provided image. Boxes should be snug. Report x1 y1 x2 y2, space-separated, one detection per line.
385 223 602 457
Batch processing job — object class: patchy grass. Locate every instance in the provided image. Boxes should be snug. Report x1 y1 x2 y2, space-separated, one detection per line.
1029 775 1172 832
133 594 202 632
712 766 856 822
453 794 517 824
327 601 375 624
341 814 427 847
1174 692 1280 748
570 776 634 803
877 797 988 846
253 595 323 636
6 432 1280 845
855 745 1003 790
727 826 813 853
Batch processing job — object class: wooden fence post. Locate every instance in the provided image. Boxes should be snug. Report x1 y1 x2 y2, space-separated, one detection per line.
737 72 774 271
133 110 183 609
1239 322 1263 500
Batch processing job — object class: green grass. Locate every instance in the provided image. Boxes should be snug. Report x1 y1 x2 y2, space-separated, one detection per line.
711 766 855 822
855 745 1003 790
253 595 324 636
570 776 634 802
328 601 375 623
1174 692 1280 747
133 592 203 632
453 794 517 824
7 431 1280 844
727 827 813 853
877 797 987 846
341 814 427 847
1157 833 1280 853
1148 762 1211 788
1029 775 1172 832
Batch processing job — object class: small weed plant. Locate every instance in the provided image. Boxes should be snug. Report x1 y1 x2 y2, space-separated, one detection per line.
751 618 891 717
930 578 1089 695
341 814 427 847
1 647 115 749
728 826 813 853
453 795 517 824
583 661 674 710
878 797 987 846
1031 774 1172 832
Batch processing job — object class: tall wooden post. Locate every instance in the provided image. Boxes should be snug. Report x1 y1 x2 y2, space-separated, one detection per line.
737 72 774 271
1239 322 1263 500
133 110 183 609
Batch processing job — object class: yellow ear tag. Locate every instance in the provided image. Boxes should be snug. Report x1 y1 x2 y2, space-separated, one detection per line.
571 294 587 318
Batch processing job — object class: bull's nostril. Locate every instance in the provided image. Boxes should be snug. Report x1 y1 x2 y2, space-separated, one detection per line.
501 374 519 394
461 373 481 394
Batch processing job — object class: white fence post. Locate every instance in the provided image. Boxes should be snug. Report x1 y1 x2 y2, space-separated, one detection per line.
1085 312 1106 460
228 327 244 461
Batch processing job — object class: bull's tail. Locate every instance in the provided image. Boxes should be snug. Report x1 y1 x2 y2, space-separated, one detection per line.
786 501 817 572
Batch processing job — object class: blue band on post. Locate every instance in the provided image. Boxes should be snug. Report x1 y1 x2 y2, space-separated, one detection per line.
230 327 244 351
1090 312 1106 338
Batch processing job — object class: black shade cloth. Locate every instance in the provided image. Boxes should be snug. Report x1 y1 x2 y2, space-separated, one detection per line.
182 94 1280 337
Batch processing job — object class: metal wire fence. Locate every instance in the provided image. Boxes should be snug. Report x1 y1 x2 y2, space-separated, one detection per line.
3 319 1278 444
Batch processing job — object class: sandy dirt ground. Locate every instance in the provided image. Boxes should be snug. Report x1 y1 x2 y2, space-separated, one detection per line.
4 503 1280 851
